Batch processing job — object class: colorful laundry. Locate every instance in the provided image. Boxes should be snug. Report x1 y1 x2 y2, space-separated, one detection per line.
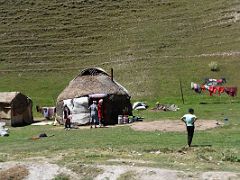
191 78 237 97
204 78 226 86
36 106 56 120
191 82 201 93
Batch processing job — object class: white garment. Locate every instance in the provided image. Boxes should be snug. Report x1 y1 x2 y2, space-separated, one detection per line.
182 114 197 126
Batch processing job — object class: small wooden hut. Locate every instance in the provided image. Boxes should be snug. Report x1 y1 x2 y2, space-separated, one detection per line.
0 92 33 126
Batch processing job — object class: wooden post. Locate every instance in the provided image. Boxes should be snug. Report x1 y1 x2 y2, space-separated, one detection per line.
111 68 113 81
180 79 185 104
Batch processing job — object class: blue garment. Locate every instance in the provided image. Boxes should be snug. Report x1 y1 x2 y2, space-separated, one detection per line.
89 104 98 117
89 103 98 124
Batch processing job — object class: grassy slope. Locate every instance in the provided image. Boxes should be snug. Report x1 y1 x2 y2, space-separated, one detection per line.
0 0 240 174
0 0 239 102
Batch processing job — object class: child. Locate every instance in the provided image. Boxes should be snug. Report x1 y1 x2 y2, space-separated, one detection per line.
181 108 198 147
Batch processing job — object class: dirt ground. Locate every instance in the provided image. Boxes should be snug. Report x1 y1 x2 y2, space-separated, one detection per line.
0 158 240 180
130 120 221 132
0 160 79 180
32 119 222 133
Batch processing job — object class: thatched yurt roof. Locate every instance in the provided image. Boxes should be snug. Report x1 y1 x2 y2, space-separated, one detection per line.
0 92 20 103
57 67 130 102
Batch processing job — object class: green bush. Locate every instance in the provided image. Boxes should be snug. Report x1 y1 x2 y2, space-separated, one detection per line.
208 61 220 71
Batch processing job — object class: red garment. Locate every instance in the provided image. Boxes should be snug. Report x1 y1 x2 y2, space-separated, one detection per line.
98 104 103 119
216 86 225 95
225 87 237 97
213 87 217 94
209 86 214 96
219 87 225 93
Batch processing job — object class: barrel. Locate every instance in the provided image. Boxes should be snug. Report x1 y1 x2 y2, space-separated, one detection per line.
118 115 123 124
123 115 129 124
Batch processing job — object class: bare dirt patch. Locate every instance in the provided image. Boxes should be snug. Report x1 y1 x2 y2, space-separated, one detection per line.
0 158 240 180
0 160 78 180
131 120 221 132
95 164 240 180
0 165 29 180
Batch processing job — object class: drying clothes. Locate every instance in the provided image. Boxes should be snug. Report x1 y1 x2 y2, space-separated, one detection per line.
195 85 201 93
208 86 225 96
225 87 237 97
201 85 211 92
217 78 226 84
215 86 225 95
208 86 215 96
43 108 48 118
36 106 56 120
48 107 56 118
42 107 56 119
191 82 194 89
204 78 226 86
192 78 236 97
191 83 201 93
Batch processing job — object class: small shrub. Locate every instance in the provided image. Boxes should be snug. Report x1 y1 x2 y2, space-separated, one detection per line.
53 173 70 180
208 61 220 71
222 152 240 163
118 171 137 180
69 164 103 179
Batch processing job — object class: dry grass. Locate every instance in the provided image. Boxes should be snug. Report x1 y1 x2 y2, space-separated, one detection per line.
0 165 29 180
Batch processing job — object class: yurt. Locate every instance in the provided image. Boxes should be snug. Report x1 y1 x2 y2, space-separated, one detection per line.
56 67 132 125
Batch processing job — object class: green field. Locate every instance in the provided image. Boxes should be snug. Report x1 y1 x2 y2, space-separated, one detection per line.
0 0 240 177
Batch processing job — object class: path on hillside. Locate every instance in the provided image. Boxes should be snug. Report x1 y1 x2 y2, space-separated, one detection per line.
0 51 239 72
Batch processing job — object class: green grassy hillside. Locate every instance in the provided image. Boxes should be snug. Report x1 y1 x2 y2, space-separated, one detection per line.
0 0 239 106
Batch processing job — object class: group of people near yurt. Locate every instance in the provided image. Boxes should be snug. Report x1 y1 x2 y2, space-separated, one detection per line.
63 99 104 129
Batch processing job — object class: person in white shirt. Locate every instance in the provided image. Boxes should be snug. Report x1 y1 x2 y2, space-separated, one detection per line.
181 108 198 147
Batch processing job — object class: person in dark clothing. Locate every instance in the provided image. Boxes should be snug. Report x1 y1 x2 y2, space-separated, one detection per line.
63 105 71 130
181 108 198 147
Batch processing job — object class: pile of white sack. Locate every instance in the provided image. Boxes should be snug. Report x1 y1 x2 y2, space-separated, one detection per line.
0 122 9 137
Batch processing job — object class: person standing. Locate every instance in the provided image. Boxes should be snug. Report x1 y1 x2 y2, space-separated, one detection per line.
63 105 72 130
98 99 104 127
89 101 98 128
181 108 198 147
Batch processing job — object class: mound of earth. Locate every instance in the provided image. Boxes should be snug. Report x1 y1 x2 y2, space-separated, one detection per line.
1 159 240 180
131 120 221 132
